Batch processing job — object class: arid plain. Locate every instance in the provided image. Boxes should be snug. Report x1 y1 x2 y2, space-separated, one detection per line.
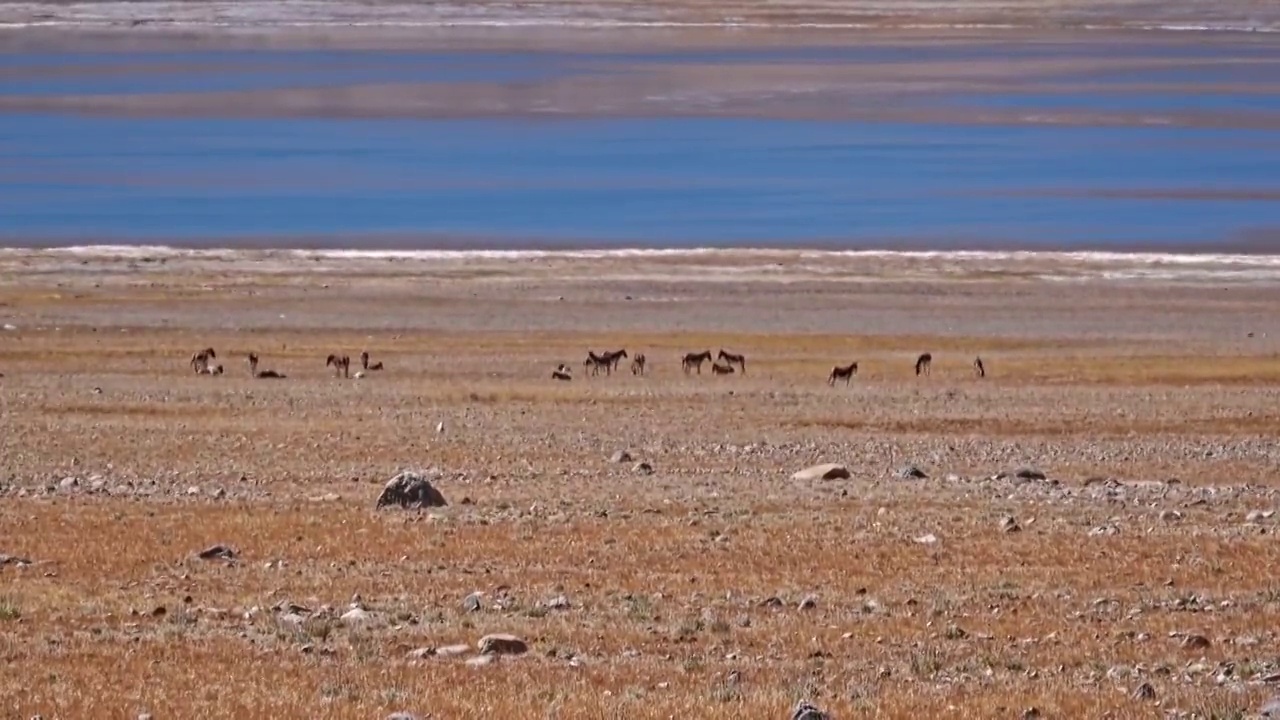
3 249 1280 718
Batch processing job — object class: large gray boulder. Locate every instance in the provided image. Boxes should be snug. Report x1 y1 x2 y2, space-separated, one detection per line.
376 471 448 510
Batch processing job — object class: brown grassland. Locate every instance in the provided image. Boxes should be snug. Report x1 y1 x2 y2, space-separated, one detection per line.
2 250 1280 719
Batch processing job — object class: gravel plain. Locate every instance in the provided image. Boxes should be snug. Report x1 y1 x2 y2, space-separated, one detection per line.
2 249 1280 718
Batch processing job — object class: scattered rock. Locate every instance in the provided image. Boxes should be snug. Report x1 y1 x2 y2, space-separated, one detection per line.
897 465 928 480
467 654 498 667
610 450 633 463
1159 509 1183 522
798 594 818 610
1247 510 1276 523
340 607 370 625
478 633 528 656
1181 634 1211 650
792 700 830 720
376 470 447 510
1000 516 1021 533
1014 468 1047 481
406 647 435 660
791 463 850 481
462 592 483 613
1261 696 1280 718
386 713 421 720
545 595 570 610
914 533 940 545
196 544 236 561
59 477 79 491
0 554 34 567
435 644 471 657
1131 681 1156 700
632 462 654 475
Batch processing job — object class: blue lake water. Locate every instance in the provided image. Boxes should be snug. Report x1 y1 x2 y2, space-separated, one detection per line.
2 46 1279 249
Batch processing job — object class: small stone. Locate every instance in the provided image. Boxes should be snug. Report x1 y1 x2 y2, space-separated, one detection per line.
196 545 236 561
340 607 370 624
1000 516 1022 533
462 592 483 612
632 462 654 475
610 450 632 463
478 633 528 656
798 595 818 610
386 713 421 720
466 654 497 667
791 701 830 720
1181 634 1211 650
1159 509 1183 522
406 647 435 659
546 595 570 610
914 533 939 545
434 644 471 657
1131 681 1156 700
1261 696 1280 717
897 465 928 480
792 463 850 481
1014 468 1047 481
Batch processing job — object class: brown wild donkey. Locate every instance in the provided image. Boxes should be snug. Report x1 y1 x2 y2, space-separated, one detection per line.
682 350 713 374
828 362 858 386
915 353 933 377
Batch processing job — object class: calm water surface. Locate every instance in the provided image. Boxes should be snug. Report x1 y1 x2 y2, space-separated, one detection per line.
2 45 1278 248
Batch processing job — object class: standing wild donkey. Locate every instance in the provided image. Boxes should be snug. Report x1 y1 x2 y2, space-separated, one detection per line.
828 362 858 386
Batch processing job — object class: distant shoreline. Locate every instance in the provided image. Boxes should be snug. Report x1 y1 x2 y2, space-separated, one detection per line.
4 234 1280 257
5 242 1280 263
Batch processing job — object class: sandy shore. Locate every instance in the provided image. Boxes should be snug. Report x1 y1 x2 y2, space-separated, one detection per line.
3 251 1280 716
2 0 1276 34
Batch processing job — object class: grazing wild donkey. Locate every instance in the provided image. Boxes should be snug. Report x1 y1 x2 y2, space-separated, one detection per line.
630 353 647 376
717 349 746 374
710 361 735 375
326 354 350 378
682 350 713 374
915 352 933 377
360 351 384 371
973 356 986 378
828 362 858 386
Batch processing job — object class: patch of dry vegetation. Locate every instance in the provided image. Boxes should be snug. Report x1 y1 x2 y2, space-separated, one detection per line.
2 255 1280 718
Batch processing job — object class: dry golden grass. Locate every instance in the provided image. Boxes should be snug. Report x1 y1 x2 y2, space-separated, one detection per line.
2 253 1280 718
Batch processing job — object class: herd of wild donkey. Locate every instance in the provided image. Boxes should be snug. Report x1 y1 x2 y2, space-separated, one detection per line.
187 347 385 379
187 345 987 383
566 348 985 383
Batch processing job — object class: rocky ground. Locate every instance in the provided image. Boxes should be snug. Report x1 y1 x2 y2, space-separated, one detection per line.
2 248 1280 718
